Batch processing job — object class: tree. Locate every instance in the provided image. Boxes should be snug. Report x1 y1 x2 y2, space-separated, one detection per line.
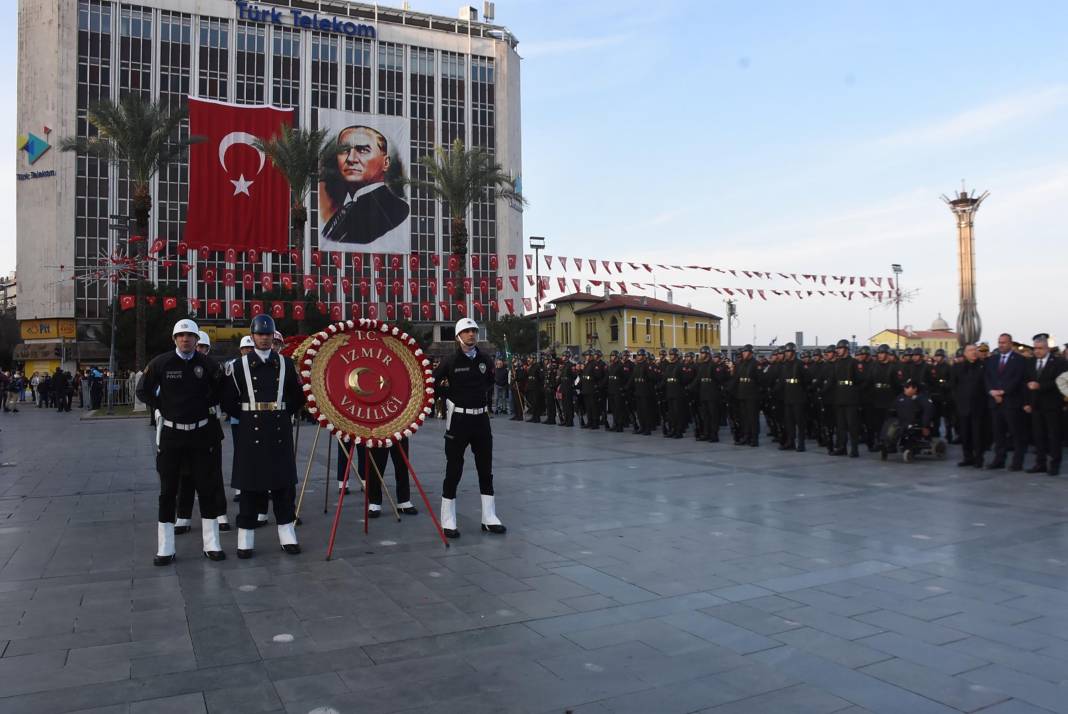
486 315 537 356
409 139 525 300
60 96 202 370
254 125 338 333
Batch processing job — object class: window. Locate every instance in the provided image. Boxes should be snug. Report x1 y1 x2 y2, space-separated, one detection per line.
310 35 338 109
235 24 265 103
378 42 404 115
645 318 651 336
344 38 373 112
562 321 572 345
683 321 689 343
609 317 619 342
198 17 228 99
272 27 301 108
659 320 665 346
631 317 637 340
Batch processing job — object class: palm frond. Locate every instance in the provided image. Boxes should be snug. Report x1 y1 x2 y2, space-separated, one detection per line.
409 139 527 228
254 125 338 206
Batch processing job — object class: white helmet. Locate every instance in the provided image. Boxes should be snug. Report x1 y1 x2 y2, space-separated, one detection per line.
455 317 479 335
239 336 255 349
172 318 199 337
196 330 211 347
273 330 284 342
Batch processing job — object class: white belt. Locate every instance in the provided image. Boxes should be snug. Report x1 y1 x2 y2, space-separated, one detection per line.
452 405 487 415
242 402 287 411
161 418 209 431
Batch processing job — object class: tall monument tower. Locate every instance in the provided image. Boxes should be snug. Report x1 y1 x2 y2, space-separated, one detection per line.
941 185 988 347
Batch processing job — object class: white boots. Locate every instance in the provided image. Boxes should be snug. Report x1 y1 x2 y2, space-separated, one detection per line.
237 528 255 559
441 498 459 539
174 517 191 534
154 522 176 566
278 522 301 554
439 496 508 538
217 514 231 531
202 518 225 561
480 495 507 534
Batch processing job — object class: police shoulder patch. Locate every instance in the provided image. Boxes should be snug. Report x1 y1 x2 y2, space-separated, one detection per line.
478 362 487 374
193 365 205 378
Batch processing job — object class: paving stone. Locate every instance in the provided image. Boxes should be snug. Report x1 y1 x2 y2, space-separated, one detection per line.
701 683 853 713
773 627 893 669
854 609 968 645
858 632 989 676
860 657 1010 711
129 692 206 714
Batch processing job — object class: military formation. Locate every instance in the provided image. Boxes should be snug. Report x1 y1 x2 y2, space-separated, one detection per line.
502 333 1068 474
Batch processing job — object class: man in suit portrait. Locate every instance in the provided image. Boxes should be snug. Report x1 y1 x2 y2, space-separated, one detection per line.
984 332 1028 471
1023 333 1066 476
320 125 409 245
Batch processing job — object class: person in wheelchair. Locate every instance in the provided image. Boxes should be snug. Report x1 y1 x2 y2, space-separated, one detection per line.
890 379 936 458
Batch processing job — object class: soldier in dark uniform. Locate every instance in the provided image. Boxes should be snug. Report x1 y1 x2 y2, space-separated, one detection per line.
558 352 577 427
776 343 808 451
853 346 874 448
732 345 762 446
660 348 685 438
818 345 838 450
689 346 722 442
866 344 899 451
136 319 226 565
905 348 928 390
222 315 305 558
542 353 559 425
763 348 784 443
510 357 527 421
628 349 657 435
620 350 636 430
831 339 862 457
605 350 627 432
594 350 609 427
928 349 952 439
680 352 698 436
580 350 604 429
525 356 543 422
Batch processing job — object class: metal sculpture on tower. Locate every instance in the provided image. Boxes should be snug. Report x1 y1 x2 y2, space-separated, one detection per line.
941 185 988 347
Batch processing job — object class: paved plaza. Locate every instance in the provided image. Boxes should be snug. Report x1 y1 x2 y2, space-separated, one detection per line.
3 408 1068 713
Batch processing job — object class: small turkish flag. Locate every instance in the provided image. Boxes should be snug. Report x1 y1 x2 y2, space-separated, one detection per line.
386 303 396 319
271 302 284 318
303 275 315 292
473 300 483 316
145 296 157 306
331 253 342 268
507 254 517 270
289 248 301 266
323 276 334 293
504 298 514 314
390 255 401 271
489 255 498 270
446 279 456 296
247 248 259 264
408 279 418 296
225 247 237 263
120 295 136 311
280 273 292 290
189 298 201 312
495 276 503 291
522 298 532 311
409 254 419 272
509 276 519 291
479 279 488 295
311 250 322 267
207 299 222 316
439 301 450 318
181 264 193 277
402 303 412 318
359 280 370 296
292 303 305 320
472 255 481 269
199 245 210 260
373 254 384 272
489 299 498 312
341 276 352 292
462 277 472 294
375 278 385 295
163 296 177 311
351 303 362 319
429 277 438 295
352 254 363 271
421 302 431 319
391 279 401 295
455 302 467 317
242 272 254 291
230 300 244 318
330 304 342 320
149 239 165 254
448 255 459 273
177 241 189 255
250 301 264 317
223 269 235 287
431 254 440 267
316 301 327 315
367 304 378 319
261 273 273 291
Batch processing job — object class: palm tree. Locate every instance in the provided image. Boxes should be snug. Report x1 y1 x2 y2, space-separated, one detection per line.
61 96 202 369
409 139 525 304
254 125 338 332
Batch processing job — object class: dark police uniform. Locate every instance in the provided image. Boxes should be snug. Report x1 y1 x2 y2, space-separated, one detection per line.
136 346 225 564
732 352 762 446
627 356 657 435
558 356 577 427
606 357 627 431
777 355 808 451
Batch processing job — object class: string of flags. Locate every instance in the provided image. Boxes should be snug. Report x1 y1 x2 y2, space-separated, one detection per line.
116 295 521 319
534 276 887 302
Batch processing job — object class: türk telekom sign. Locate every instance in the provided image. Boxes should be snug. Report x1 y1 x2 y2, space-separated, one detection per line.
235 1 376 38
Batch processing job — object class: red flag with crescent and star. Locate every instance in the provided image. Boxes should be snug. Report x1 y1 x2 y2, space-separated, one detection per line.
186 97 293 251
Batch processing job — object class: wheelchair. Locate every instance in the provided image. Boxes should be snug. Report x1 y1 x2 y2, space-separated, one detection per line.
879 418 947 463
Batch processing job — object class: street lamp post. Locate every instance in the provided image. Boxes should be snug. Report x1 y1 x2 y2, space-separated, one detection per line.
891 263 903 352
529 236 546 355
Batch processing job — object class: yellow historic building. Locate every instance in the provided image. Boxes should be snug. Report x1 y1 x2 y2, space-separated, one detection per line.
870 314 959 353
533 292 721 353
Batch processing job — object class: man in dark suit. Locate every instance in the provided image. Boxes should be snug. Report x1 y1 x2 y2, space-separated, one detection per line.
1024 334 1066 476
320 125 409 245
951 343 988 468
984 332 1028 471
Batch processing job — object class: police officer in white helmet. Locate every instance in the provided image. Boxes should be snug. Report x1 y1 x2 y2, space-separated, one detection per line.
432 317 506 538
136 319 227 565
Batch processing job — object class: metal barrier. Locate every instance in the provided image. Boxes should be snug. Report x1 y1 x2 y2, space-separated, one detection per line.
79 377 137 410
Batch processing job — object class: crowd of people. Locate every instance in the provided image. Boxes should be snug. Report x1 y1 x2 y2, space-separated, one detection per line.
0 367 128 413
476 332 1068 474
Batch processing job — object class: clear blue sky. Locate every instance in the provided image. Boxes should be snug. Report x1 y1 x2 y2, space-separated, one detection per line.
6 1 1067 344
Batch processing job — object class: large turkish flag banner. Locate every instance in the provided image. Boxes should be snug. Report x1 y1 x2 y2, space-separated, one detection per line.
187 98 293 251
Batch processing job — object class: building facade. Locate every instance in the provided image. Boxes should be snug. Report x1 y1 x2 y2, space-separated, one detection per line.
16 0 523 369
870 314 959 353
534 292 721 355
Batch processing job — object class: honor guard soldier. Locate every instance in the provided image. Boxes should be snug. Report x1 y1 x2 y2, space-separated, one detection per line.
542 353 559 425
928 349 952 439
606 351 627 431
525 355 544 422
510 357 527 421
433 317 505 538
777 343 809 451
136 319 226 565
732 345 762 446
661 348 686 438
689 346 723 442
580 350 606 429
558 352 578 427
628 349 657 435
222 314 305 558
831 339 862 457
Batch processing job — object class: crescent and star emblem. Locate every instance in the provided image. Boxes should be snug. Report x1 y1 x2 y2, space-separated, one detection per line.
218 131 266 197
347 367 389 396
